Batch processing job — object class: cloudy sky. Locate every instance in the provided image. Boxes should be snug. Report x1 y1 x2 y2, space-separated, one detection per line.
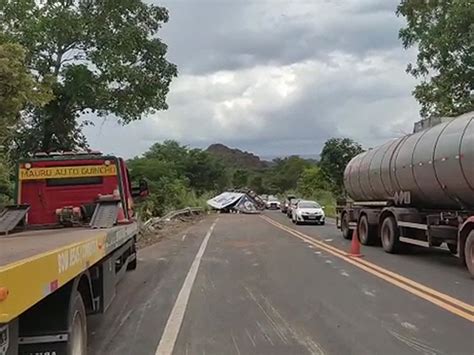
83 0 420 159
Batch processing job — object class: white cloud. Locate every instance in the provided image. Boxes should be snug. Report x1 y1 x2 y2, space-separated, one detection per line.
83 0 420 159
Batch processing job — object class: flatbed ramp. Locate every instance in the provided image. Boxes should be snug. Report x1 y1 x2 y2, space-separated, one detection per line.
0 206 29 235
0 223 138 324
90 201 119 229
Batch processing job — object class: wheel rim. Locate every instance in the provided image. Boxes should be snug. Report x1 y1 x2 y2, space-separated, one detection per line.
359 218 367 243
381 222 391 247
342 215 348 236
71 312 84 355
470 242 474 267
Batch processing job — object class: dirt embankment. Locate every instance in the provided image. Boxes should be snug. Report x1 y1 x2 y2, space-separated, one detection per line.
137 214 205 249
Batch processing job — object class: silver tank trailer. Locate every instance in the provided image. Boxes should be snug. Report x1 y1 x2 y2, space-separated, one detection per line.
344 111 474 209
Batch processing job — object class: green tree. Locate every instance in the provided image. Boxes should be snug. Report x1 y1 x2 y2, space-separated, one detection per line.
127 140 229 215
296 166 330 197
0 42 51 146
233 169 249 188
1 0 177 155
0 42 52 205
319 138 363 194
266 156 312 192
185 149 228 193
249 174 264 194
397 0 474 117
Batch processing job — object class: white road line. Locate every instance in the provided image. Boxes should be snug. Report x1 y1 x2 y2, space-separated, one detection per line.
155 219 218 355
182 234 187 241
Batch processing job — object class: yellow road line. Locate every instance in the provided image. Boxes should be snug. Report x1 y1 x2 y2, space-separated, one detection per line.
262 216 474 313
261 215 474 323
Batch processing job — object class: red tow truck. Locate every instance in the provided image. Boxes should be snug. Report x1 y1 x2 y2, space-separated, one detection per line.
0 151 148 355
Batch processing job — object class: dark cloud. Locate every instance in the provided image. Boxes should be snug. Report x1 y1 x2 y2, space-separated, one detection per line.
84 0 420 158
159 0 405 74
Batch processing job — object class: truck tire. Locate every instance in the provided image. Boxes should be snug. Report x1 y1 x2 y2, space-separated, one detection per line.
67 291 87 355
358 215 377 245
465 231 474 277
127 243 137 271
341 213 352 240
447 243 457 255
380 216 402 253
127 255 137 270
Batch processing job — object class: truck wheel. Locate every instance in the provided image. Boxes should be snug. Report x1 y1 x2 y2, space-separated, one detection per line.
127 244 137 271
446 243 457 255
465 231 474 277
67 291 87 355
358 215 376 245
380 216 402 253
127 255 137 270
341 213 351 240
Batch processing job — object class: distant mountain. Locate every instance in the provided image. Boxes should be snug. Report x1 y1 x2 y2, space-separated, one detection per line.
206 144 268 169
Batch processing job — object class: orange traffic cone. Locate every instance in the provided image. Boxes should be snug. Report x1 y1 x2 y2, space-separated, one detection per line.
348 228 363 257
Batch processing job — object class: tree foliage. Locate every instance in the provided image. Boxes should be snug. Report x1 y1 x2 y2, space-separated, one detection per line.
266 156 312 193
0 42 52 204
296 166 330 197
319 138 363 194
397 0 474 117
0 42 51 146
127 141 228 216
0 0 177 155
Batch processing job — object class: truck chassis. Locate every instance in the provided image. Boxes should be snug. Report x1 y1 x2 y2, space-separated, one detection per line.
337 203 474 276
1 223 138 355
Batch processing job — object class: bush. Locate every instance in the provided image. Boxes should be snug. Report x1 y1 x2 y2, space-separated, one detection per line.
305 189 336 217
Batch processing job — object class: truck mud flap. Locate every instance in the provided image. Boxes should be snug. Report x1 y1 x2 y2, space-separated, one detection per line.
0 205 30 235
90 201 119 229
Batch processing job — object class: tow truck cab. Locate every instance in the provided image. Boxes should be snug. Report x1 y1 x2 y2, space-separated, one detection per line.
0 152 148 355
16 153 147 227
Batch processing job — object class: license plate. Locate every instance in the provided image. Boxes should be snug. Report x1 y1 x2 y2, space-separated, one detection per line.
308 216 316 219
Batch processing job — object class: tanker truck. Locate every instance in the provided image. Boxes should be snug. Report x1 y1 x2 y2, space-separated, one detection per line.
336 111 474 276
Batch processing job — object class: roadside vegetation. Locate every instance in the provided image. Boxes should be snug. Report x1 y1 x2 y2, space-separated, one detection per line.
128 138 363 218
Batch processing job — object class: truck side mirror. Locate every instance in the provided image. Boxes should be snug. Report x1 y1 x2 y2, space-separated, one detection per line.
132 179 149 198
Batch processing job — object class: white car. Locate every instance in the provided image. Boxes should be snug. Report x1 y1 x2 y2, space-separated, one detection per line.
291 200 325 225
265 196 281 209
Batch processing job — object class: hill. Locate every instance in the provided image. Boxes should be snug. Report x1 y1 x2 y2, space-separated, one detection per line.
206 144 268 170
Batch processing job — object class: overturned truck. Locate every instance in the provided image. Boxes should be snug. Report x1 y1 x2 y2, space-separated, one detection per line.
207 191 263 213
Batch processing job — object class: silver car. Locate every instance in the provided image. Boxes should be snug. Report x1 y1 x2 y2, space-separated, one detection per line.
291 200 325 225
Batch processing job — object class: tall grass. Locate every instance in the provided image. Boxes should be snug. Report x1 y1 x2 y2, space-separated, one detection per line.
301 189 336 217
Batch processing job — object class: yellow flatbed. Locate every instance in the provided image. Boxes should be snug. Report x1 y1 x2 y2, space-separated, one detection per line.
0 223 137 324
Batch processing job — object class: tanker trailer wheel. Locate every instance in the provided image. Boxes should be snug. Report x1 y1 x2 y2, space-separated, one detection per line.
358 215 377 245
67 290 87 355
341 213 352 240
380 216 402 253
465 231 474 277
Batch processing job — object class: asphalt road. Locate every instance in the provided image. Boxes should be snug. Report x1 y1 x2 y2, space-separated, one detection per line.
88 211 474 355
